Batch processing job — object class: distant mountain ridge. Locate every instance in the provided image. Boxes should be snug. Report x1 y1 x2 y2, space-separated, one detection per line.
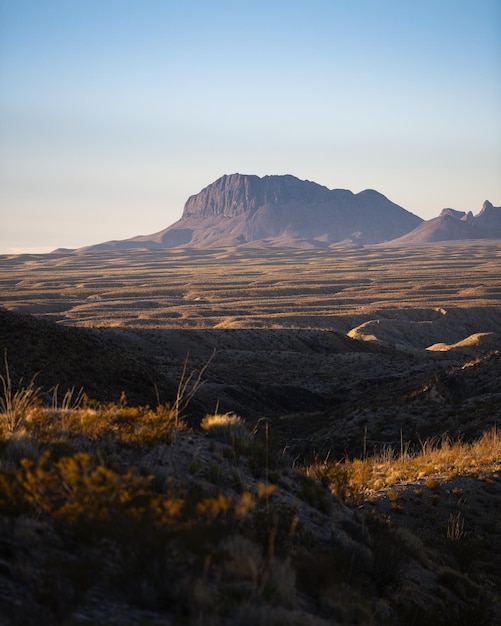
388 200 501 244
77 174 423 251
60 174 500 252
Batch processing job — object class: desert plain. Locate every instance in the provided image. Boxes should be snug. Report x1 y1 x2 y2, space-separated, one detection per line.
2 241 501 328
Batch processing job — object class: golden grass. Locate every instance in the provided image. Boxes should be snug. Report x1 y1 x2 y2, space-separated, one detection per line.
311 427 501 498
201 412 250 440
0 353 41 433
22 398 184 447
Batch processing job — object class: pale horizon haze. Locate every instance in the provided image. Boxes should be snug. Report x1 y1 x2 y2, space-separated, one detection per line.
1 0 500 254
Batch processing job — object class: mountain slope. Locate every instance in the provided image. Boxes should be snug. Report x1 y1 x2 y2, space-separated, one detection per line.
79 174 423 250
474 200 501 237
386 213 485 244
388 200 501 244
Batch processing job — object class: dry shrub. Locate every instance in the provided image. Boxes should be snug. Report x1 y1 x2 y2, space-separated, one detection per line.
201 412 253 453
0 451 268 540
297 473 332 513
0 354 41 434
306 459 353 503
446 511 465 542
28 400 183 447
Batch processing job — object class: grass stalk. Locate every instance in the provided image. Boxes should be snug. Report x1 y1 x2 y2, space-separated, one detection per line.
0 352 41 433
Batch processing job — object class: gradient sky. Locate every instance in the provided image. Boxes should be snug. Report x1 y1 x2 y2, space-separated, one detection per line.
1 0 500 253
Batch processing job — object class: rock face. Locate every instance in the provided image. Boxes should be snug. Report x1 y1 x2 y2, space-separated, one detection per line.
182 174 335 218
475 200 501 237
178 174 424 246
79 174 423 250
388 200 501 244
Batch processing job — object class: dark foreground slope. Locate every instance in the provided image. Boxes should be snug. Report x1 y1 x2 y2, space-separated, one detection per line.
0 308 172 406
0 309 500 625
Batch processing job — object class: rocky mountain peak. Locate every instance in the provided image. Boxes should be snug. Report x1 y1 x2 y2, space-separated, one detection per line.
440 208 466 219
480 200 496 215
182 173 336 219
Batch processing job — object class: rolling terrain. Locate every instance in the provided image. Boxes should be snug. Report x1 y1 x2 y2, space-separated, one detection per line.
0 241 500 624
1 241 500 453
2 242 501 329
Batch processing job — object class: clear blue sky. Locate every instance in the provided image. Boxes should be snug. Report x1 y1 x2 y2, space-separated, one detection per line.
1 0 500 253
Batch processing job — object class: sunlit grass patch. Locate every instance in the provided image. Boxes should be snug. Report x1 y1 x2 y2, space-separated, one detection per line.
25 399 184 448
201 412 248 438
200 412 254 453
307 427 500 500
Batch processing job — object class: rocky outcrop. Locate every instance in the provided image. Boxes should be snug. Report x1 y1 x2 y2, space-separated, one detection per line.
387 213 485 244
475 200 501 237
440 208 473 221
168 174 424 246
389 200 501 244
479 200 499 215
182 174 335 218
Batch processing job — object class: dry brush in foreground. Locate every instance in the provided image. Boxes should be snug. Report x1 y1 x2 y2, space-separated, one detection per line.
0 373 500 625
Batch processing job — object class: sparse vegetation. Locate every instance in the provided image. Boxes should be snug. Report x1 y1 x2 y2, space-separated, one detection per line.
1 243 500 328
1 365 499 624
310 427 501 502
0 352 41 434
201 412 252 451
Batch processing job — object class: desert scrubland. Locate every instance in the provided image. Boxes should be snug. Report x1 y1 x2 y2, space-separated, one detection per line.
0 242 500 625
1 242 500 328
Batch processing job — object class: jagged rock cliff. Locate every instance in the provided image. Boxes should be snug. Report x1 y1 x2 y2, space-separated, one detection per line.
182 174 335 218
475 200 501 237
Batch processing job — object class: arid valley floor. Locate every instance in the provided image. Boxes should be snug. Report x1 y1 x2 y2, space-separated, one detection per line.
0 241 500 624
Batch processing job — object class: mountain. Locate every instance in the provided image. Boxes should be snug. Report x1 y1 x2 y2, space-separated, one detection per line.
77 174 423 250
474 200 501 237
388 200 501 244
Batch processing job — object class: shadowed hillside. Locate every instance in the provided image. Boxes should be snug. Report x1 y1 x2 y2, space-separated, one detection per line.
0 311 500 624
1 306 499 458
